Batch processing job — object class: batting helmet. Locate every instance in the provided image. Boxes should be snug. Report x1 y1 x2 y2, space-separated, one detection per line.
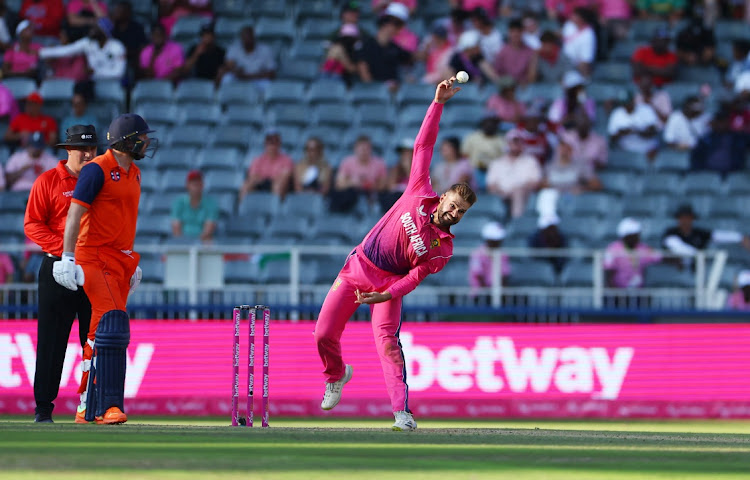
106 113 156 160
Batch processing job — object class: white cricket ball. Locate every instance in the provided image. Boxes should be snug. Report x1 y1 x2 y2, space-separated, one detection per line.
456 71 469 83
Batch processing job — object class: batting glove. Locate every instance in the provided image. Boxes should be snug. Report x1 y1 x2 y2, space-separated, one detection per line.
128 265 142 298
52 253 85 291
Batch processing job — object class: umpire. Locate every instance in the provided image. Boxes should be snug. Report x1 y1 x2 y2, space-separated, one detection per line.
24 125 98 423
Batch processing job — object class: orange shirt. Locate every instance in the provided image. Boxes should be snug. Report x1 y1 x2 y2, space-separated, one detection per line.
71 150 141 251
24 160 77 257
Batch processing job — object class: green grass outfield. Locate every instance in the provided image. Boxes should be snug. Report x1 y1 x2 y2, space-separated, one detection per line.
1 417 750 479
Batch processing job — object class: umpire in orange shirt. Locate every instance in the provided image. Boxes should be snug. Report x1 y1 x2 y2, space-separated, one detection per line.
55 114 154 425
24 125 98 423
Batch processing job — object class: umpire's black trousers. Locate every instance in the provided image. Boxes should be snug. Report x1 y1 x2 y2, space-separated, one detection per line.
34 255 91 417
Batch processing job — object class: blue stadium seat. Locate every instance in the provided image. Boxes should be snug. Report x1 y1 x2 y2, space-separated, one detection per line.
161 171 191 192
265 217 311 241
224 260 261 284
621 194 671 218
224 105 264 128
136 101 178 126
679 66 720 85
592 62 631 83
357 103 396 130
155 146 198 170
304 125 342 150
238 192 280 217
2 78 36 100
709 195 748 219
0 191 27 214
251 1 288 18
307 80 350 106
726 173 750 196
450 216 488 238
715 19 750 42
467 194 507 221
224 217 264 242
255 18 295 46
350 83 391 106
505 216 538 239
131 79 174 107
272 103 312 128
396 83 435 107
288 40 326 62
177 103 222 126
171 15 205 43
645 263 695 288
598 171 637 196
314 104 356 129
442 104 484 129
301 18 337 41
641 172 684 196
196 147 242 172
139 174 160 193
653 149 690 173
663 82 699 106
682 171 722 196
263 80 307 106
143 192 181 215
607 149 650 172
587 83 622 102
314 214 362 244
278 59 320 82
94 79 126 109
560 261 594 287
210 126 253 150
174 79 215 104
214 0 246 17
39 78 74 103
397 104 430 129
217 81 262 107
565 192 621 218
139 256 165 283
136 214 172 238
506 260 557 287
168 125 211 148
281 192 326 220
516 83 562 103
203 170 244 194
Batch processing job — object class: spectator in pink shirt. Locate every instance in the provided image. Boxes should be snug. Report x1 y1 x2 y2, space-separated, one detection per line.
486 78 526 124
604 217 662 289
598 0 631 42
487 130 543 218
3 20 40 79
139 23 184 81
726 270 750 311
65 0 108 41
548 70 596 129
159 0 213 37
0 252 14 284
563 114 608 170
331 135 388 213
382 2 419 54
457 0 499 19
469 221 511 296
0 82 19 123
418 24 454 85
46 29 88 81
239 130 294 201
431 136 475 193
493 19 537 85
4 132 58 192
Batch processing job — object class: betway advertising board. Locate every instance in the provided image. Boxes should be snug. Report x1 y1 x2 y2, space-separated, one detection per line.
2 321 750 418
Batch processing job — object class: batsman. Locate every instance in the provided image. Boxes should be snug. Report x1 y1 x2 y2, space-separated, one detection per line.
54 114 156 424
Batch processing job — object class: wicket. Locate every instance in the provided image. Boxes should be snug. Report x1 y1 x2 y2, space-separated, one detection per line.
231 304 270 427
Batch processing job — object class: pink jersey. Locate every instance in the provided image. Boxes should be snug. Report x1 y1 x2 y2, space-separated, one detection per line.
727 291 750 311
359 102 454 299
603 240 662 289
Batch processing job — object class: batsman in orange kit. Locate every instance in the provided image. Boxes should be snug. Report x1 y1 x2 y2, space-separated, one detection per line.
53 113 156 425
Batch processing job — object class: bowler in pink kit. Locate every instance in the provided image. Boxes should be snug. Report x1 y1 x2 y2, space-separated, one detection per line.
314 78 477 431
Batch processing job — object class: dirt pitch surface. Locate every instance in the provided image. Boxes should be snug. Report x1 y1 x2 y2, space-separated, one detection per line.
1 419 749 479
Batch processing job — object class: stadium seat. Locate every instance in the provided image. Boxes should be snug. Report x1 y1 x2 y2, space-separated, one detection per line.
265 217 311 241
138 174 160 193
516 83 562 103
94 79 126 109
397 104 431 130
467 194 507 222
678 66 720 85
143 192 180 215
357 103 396 130
645 263 695 288
663 82 699 106
301 18 337 41
224 260 262 284
506 260 557 287
136 214 172 239
715 19 750 42
213 0 246 17
217 81 262 107
136 101 178 126
2 78 36 99
630 20 663 41
725 173 750 196
598 171 638 196
272 103 312 128
709 195 748 219
592 62 631 83
288 39 326 62
621 194 671 218
587 83 622 102
396 83 435 107
350 83 391 106
641 173 684 196
131 79 174 107
314 104 357 129
224 105 264 128
209 126 253 150
278 59 320 82
0 191 27 214
307 80 350 106
607 149 650 172
174 79 215 104
442 104 484 129
264 80 307 106
682 171 722 196
177 103 222 126
168 125 211 148
161 171 191 192
39 78 74 103
566 192 622 218
313 214 362 244
155 146 198 170
203 170 244 194
255 18 295 46
505 216 538 239
653 149 690 173
238 192 280 217
171 15 205 43
196 147 242 172
560 261 594 287
139 256 165 283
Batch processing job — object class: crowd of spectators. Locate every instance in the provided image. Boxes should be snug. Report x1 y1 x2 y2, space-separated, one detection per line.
1 0 750 299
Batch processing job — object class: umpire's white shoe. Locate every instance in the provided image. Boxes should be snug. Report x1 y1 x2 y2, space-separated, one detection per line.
321 364 353 411
392 411 417 431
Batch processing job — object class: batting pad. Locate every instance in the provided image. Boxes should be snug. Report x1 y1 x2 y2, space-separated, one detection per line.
84 310 130 421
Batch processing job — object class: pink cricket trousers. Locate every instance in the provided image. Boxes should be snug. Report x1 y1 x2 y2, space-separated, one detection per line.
314 248 411 413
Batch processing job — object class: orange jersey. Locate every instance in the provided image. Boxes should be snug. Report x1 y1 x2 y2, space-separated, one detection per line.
71 150 141 251
24 160 78 256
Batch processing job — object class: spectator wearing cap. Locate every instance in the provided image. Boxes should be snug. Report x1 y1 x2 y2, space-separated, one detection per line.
331 135 388 212
5 92 58 146
59 93 97 143
321 23 361 86
536 30 572 83
528 213 568 273
726 270 750 311
5 132 58 191
634 72 672 124
380 137 414 210
469 221 511 296
65 0 108 42
111 1 148 76
372 0 416 15
563 113 608 170
661 204 750 264
139 22 184 82
461 114 506 189
294 137 333 196
636 0 686 21
487 130 542 218
354 10 412 88
607 90 661 156
493 18 537 86
239 130 294 201
181 22 224 82
632 27 678 88
39 18 126 81
431 136 475 194
604 218 662 289
335 1 368 40
20 0 65 38
561 7 597 76
486 77 525 124
417 23 454 85
382 2 419 54
690 108 748 176
663 96 710 150
548 70 595 129
218 25 276 90
542 134 601 195
2 20 41 79
443 29 501 86
675 12 716 67
470 7 503 62
171 170 218 243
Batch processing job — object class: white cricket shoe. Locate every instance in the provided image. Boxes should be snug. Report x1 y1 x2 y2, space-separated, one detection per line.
392 411 417 431
321 364 353 411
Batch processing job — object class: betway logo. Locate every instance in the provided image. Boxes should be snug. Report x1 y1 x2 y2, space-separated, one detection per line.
400 212 428 256
0 334 154 398
401 333 634 400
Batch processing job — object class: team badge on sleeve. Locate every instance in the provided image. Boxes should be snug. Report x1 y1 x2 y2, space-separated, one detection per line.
431 238 440 248
110 170 121 181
